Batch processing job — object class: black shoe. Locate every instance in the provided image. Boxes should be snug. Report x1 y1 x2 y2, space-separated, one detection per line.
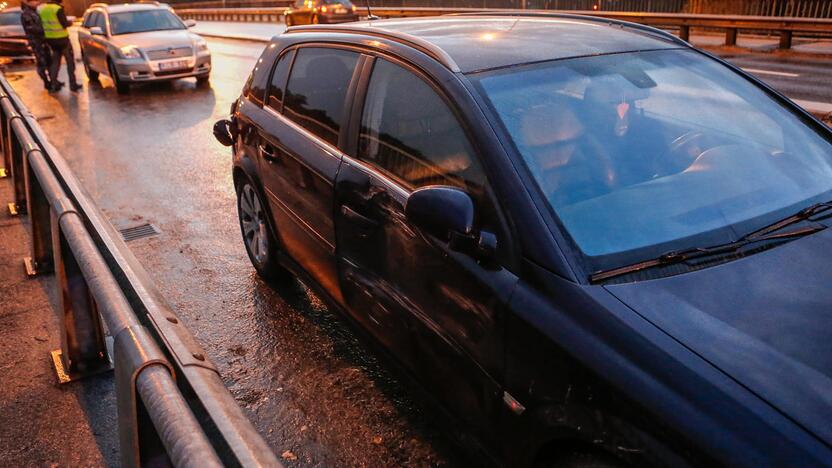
70 83 82 92
42 81 50 90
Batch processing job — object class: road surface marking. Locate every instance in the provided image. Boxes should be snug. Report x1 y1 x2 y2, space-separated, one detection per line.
742 67 800 78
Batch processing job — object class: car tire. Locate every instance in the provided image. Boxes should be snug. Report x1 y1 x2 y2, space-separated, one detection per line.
108 59 129 95
236 178 291 281
82 54 99 81
196 74 210 86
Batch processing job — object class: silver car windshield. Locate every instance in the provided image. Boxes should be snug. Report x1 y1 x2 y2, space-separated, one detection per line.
110 10 184 35
472 49 832 266
0 12 21 26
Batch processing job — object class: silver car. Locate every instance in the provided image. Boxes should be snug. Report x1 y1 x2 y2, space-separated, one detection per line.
77 2 211 94
0 7 32 58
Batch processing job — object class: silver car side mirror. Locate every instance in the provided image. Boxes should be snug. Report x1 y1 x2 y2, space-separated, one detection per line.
90 26 104 36
184 19 197 28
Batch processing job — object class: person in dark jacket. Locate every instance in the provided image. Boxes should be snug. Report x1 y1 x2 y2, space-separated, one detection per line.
20 0 52 90
39 0 80 92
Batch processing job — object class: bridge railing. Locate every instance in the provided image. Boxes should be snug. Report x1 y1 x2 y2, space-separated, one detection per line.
175 6 832 49
0 72 281 467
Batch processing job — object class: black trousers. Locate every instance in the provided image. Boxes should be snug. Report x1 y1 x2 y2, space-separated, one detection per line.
28 40 52 86
45 37 77 87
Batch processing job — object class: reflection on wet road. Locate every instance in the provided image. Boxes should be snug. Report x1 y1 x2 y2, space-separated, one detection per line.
6 37 461 466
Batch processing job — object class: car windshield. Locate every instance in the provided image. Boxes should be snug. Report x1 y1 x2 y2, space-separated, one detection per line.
0 12 21 26
472 49 832 273
109 10 184 35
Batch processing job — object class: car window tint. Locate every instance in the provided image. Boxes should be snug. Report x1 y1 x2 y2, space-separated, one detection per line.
266 50 294 112
359 59 486 192
283 47 358 146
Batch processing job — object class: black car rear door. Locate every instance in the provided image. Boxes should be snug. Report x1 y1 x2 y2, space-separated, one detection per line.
335 55 519 435
256 45 361 303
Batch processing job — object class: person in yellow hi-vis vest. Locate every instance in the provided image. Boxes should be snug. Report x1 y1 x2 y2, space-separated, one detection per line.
38 0 81 92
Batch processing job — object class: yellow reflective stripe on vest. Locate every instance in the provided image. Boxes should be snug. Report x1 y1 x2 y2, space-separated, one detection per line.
38 4 68 39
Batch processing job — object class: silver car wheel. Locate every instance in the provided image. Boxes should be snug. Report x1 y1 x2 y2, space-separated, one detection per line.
240 184 268 265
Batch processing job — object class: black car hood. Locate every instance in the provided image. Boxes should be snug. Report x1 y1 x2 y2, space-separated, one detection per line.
606 228 832 446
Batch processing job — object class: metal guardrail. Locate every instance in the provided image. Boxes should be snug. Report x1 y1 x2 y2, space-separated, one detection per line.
0 72 281 467
175 6 832 49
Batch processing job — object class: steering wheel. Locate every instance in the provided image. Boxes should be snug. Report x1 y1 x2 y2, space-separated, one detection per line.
657 130 710 175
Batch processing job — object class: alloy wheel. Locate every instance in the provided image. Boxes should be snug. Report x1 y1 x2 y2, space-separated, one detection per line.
239 184 269 265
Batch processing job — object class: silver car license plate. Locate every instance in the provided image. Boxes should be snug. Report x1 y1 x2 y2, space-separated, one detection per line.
159 60 189 71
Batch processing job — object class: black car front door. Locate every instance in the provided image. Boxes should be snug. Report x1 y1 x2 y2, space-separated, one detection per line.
256 46 360 302
335 56 518 434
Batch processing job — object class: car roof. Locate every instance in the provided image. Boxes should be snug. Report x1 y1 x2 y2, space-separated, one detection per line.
1 7 21 13
290 14 686 73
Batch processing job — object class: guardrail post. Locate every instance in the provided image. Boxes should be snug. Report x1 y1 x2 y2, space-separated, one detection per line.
779 30 793 49
679 24 690 41
0 95 8 178
114 325 176 468
725 27 738 46
23 148 54 276
6 116 27 216
51 203 112 383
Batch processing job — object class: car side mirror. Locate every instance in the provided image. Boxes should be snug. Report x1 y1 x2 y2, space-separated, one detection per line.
405 186 474 241
213 119 235 147
184 19 197 28
90 26 104 36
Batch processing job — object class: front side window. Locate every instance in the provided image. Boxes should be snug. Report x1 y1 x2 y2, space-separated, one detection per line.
473 48 832 272
358 58 486 193
94 12 107 31
82 11 95 28
283 47 359 146
109 10 184 35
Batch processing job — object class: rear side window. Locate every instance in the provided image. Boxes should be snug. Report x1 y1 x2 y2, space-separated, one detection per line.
283 47 359 146
266 50 294 112
358 58 485 192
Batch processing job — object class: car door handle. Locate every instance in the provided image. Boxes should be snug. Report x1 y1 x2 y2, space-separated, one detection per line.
258 144 281 163
340 205 379 231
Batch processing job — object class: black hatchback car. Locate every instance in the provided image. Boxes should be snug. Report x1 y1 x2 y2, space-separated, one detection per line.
215 13 832 467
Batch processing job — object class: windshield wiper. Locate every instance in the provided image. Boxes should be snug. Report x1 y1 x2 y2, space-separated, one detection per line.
590 201 832 283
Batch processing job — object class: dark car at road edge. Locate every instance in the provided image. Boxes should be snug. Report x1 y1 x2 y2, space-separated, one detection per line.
215 13 832 467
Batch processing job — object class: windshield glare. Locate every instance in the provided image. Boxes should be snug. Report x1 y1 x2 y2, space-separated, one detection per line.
473 49 832 272
110 10 184 35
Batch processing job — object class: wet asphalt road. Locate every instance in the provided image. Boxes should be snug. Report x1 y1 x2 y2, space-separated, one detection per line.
6 37 462 467
717 52 832 104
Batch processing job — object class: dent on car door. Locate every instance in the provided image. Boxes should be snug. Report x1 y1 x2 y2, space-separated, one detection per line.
255 46 360 303
335 57 518 435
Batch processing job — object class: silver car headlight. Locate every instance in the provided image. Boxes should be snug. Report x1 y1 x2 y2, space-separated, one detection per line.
119 45 142 59
193 38 208 53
